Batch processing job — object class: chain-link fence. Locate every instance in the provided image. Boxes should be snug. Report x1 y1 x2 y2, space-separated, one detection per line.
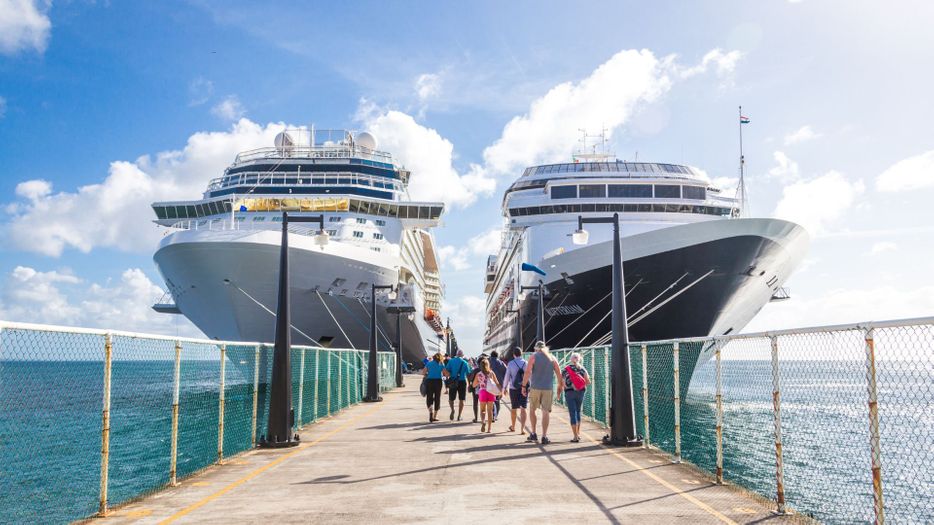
0 321 396 524
550 317 933 524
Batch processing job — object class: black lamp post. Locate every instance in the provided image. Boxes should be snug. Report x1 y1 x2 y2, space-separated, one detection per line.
387 304 416 387
366 284 396 402
519 281 546 344
574 213 642 447
260 212 328 448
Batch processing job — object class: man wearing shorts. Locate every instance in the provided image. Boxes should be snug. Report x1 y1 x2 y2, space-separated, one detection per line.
521 341 563 445
502 347 528 434
444 350 470 421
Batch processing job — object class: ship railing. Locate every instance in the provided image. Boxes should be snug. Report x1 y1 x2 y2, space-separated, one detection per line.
232 145 393 166
550 315 934 524
0 320 396 523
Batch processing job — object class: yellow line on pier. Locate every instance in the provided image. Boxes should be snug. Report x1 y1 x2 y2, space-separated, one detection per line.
158 401 387 524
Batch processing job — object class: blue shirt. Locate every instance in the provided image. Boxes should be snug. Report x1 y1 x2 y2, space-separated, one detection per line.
445 357 470 381
425 360 445 379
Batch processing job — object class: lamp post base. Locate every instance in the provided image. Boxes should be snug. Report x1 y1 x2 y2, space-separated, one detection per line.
257 434 301 449
603 434 643 447
363 396 383 403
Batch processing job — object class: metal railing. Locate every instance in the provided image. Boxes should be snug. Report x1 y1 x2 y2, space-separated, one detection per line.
0 321 396 524
232 145 393 166
552 316 934 524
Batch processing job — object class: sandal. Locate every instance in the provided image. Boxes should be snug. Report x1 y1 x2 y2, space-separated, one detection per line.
481 423 486 432
508 426 515 432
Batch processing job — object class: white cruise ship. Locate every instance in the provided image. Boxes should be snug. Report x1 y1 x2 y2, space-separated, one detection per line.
151 129 449 366
483 145 808 385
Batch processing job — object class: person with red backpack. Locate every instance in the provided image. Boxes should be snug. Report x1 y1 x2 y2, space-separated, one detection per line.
561 352 591 443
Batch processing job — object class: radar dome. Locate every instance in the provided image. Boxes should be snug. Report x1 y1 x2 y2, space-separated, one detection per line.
355 131 378 151
274 131 296 149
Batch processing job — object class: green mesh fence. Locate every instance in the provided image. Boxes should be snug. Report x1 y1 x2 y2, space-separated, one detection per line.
0 322 396 524
551 318 934 524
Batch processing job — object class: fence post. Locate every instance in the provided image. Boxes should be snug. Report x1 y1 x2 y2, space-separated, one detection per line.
314 349 320 421
641 344 649 448
326 351 332 415
672 341 681 463
770 335 786 514
603 348 610 428
715 340 724 484
251 345 260 447
589 350 596 421
297 347 306 428
169 339 181 486
864 328 885 524
217 344 226 463
338 350 343 410
98 333 113 516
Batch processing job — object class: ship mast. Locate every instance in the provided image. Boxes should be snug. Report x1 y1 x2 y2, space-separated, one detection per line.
736 106 749 217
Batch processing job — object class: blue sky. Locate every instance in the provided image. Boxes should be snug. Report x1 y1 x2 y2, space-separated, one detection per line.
1 0 933 349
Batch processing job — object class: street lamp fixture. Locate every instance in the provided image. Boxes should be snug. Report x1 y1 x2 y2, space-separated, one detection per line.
575 213 642 447
260 212 325 449
366 283 396 402
387 302 416 388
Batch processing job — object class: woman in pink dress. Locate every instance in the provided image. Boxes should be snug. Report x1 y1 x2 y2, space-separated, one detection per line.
472 357 502 433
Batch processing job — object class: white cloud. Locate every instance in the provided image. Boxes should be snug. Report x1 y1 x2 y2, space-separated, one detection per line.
773 170 864 235
675 48 743 79
211 95 246 120
357 102 496 207
0 95 6 118
437 228 501 271
442 294 487 355
784 125 821 145
437 245 470 271
0 266 201 336
870 241 897 255
876 150 934 192
767 151 800 181
188 77 214 106
4 119 286 256
415 73 441 102
0 0 51 55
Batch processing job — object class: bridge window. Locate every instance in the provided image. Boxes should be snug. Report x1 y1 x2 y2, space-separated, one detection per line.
608 184 652 198
253 216 265 221
353 231 364 238
654 185 681 198
329 216 342 222
579 184 607 198
373 233 383 240
551 185 577 199
375 219 386 226
356 218 367 224
682 186 706 200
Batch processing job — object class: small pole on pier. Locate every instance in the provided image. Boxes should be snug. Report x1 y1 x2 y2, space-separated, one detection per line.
673 341 682 463
98 333 113 516
715 340 724 484
864 328 885 524
396 312 404 387
297 347 306 428
641 344 650 447
326 350 332 415
366 284 395 402
770 335 787 514
217 344 226 464
250 345 260 447
169 340 181 486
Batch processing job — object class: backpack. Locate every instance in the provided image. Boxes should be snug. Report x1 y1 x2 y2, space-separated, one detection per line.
467 368 479 393
565 365 587 391
512 361 525 390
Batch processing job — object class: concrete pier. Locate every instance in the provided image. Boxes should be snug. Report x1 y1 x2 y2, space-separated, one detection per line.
94 382 804 524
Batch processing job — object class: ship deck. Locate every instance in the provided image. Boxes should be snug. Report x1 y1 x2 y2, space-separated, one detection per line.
89 382 806 524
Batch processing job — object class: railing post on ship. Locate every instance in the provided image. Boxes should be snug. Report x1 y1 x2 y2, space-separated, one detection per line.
715 340 724 484
217 344 226 463
672 341 681 463
98 333 113 516
642 344 649 448
864 328 885 524
297 347 306 428
770 335 787 514
251 345 260 447
313 349 320 421
168 340 182 486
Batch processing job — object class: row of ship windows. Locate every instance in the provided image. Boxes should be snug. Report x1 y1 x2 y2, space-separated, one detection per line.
523 162 694 176
550 184 705 200
508 203 738 217
216 172 402 191
154 199 442 220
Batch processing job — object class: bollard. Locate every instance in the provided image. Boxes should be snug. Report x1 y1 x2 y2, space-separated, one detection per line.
770 335 786 514
98 333 113 516
641 344 649 447
672 342 681 463
297 348 306 428
715 340 724 484
864 328 885 524
169 340 182 485
217 344 226 463
313 349 320 421
251 345 260 447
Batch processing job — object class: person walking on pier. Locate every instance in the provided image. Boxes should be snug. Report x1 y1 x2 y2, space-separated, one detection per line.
468 355 486 423
445 350 470 421
501 347 528 434
489 351 507 421
472 357 502 433
422 352 445 422
521 342 563 445
562 352 591 443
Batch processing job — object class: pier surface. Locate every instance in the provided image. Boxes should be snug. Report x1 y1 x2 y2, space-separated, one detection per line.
96 382 800 524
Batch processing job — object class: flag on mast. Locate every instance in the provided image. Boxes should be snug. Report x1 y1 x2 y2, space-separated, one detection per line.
740 115 751 124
